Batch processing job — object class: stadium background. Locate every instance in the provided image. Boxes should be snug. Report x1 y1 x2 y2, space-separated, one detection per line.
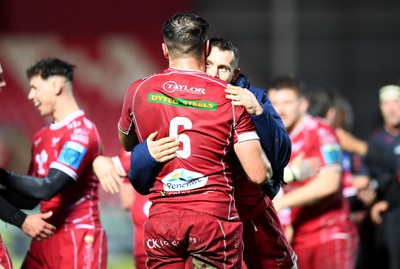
1 0 400 268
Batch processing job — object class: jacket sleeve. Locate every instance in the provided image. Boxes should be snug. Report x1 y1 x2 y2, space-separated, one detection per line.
0 192 28 228
128 141 163 195
0 168 73 201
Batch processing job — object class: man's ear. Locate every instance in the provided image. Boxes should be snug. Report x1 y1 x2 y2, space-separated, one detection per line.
232 68 241 84
300 97 309 113
52 78 63 95
162 43 169 59
204 40 210 57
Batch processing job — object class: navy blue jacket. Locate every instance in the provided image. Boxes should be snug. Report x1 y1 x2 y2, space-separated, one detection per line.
129 74 292 198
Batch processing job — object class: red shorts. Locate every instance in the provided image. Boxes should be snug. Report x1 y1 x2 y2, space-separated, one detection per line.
21 227 107 269
242 198 296 269
144 210 243 269
0 234 12 269
293 220 358 269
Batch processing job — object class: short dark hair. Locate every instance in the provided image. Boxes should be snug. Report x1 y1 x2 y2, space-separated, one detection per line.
209 37 240 67
306 89 335 118
162 13 209 59
26 57 76 82
268 75 305 96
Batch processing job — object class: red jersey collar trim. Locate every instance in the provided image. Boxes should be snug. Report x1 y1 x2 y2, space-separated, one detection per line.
168 67 205 74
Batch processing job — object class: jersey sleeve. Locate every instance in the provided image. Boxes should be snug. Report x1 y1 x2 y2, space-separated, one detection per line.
118 82 137 135
50 126 98 181
232 104 259 144
316 126 342 169
128 140 162 195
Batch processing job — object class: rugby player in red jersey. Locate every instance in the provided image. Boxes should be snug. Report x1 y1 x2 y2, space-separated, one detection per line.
0 58 107 269
269 76 358 269
118 13 271 269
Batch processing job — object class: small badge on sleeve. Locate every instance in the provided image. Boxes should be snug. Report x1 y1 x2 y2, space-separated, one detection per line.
320 143 342 164
57 141 87 170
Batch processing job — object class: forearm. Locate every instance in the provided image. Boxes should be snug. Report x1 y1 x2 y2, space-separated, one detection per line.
0 193 27 228
0 189 39 209
279 171 341 209
0 168 72 200
129 141 162 195
118 130 139 152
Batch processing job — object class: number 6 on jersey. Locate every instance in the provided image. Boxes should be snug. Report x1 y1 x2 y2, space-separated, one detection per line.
170 117 192 159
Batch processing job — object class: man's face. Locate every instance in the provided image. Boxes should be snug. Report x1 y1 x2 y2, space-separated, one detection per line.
206 47 238 83
28 75 57 117
380 98 400 128
0 64 6 91
268 88 307 132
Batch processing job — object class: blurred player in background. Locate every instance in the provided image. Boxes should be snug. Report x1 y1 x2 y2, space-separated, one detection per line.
0 58 107 269
269 76 358 269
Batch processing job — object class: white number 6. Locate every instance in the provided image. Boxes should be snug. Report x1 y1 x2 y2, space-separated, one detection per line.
170 117 192 159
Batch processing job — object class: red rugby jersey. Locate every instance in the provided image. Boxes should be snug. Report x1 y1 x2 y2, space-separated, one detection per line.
118 68 259 221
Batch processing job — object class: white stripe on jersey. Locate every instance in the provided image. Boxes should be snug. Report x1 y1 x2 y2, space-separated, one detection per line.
237 131 259 143
50 162 79 180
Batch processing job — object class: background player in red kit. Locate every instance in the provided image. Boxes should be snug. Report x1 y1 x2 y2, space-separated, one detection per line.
0 58 107 269
0 62 56 269
118 13 271 269
268 76 358 269
93 132 178 269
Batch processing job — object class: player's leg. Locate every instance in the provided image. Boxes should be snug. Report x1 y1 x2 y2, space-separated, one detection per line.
0 235 13 269
242 198 296 269
188 213 243 269
20 236 54 269
144 210 243 269
143 212 189 269
58 227 107 269
312 222 358 269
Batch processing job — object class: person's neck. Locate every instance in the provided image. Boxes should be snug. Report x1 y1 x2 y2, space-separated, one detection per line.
384 124 400 136
169 57 205 72
52 97 80 123
286 114 307 135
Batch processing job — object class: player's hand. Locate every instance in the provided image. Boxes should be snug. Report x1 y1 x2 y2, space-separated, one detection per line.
272 196 284 213
357 187 376 208
147 131 179 163
225 84 263 116
21 211 56 241
93 156 125 194
370 200 389 225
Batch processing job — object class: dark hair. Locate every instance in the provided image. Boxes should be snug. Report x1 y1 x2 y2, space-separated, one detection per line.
26 57 76 82
162 13 209 59
209 37 240 65
268 75 305 96
307 89 354 130
306 89 335 118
